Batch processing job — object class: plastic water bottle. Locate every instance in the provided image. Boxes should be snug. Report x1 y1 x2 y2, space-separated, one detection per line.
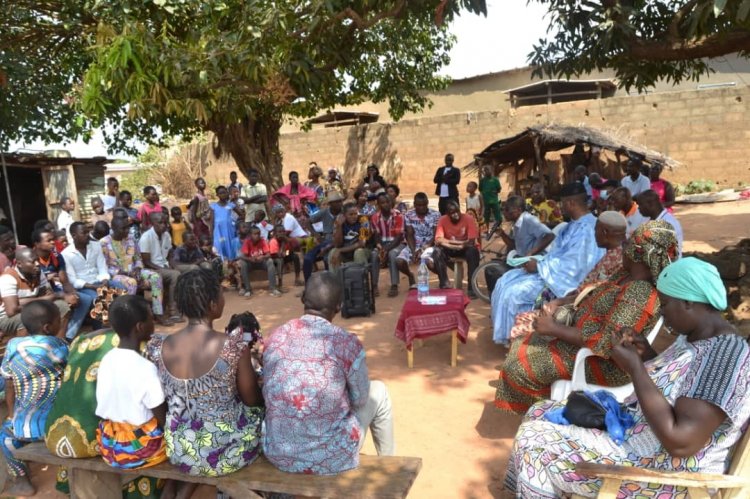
417 258 430 302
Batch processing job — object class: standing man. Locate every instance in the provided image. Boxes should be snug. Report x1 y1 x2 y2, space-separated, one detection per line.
479 165 502 228
241 169 268 223
227 170 243 192
371 193 405 297
620 158 651 198
139 212 183 323
432 201 480 298
638 189 684 257
433 153 461 215
57 196 76 242
102 177 119 212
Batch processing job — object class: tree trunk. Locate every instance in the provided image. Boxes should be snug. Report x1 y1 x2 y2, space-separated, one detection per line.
209 112 284 190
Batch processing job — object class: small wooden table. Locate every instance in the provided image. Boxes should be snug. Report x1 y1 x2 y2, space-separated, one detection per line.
394 289 470 368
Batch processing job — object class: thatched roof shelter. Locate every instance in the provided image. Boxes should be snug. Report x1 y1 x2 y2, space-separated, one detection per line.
463 124 681 176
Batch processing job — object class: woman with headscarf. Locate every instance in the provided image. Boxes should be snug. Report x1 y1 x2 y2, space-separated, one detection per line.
506 257 750 498
495 220 679 414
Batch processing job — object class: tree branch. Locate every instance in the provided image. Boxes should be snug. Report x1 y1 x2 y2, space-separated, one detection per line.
334 1 407 29
668 0 701 40
628 29 750 60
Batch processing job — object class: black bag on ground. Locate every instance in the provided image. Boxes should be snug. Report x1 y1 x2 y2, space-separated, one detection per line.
339 263 375 318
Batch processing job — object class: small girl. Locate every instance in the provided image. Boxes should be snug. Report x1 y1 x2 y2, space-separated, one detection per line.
0 301 69 496
465 181 483 230
170 206 192 247
226 312 264 376
95 295 168 470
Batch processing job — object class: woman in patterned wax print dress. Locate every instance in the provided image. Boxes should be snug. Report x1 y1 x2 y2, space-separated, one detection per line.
495 221 678 414
147 269 263 477
506 257 750 498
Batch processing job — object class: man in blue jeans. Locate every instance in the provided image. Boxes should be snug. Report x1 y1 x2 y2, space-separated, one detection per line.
62 222 127 339
32 228 94 338
302 191 344 282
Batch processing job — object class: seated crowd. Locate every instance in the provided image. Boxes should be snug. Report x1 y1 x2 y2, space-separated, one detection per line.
0 155 745 499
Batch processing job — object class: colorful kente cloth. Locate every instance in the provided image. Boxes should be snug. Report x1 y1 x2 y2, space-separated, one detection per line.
147 328 263 476
97 417 167 469
495 272 660 414
0 335 68 477
509 246 624 341
44 331 162 497
506 334 750 498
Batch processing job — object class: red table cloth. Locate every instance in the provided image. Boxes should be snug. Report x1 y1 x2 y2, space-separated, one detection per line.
395 289 471 350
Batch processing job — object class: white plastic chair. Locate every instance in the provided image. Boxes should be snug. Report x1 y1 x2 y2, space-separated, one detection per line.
550 316 664 403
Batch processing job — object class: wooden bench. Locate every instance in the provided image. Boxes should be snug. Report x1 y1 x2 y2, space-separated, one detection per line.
12 442 422 499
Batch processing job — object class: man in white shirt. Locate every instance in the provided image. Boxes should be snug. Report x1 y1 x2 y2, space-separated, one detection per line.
620 159 651 198
56 196 76 242
138 212 183 322
610 187 649 237
102 177 119 212
433 153 461 215
638 189 684 257
242 169 268 222
271 204 309 239
61 223 126 335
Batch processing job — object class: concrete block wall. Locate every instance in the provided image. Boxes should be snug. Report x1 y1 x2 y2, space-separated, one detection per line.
277 86 750 200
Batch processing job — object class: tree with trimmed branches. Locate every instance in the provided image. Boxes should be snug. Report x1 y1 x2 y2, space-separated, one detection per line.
1 0 486 188
529 0 750 91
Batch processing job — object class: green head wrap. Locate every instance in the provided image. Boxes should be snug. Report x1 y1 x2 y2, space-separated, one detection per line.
656 257 727 310
624 220 679 282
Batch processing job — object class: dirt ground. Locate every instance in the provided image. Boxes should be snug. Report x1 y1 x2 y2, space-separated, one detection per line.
19 200 750 498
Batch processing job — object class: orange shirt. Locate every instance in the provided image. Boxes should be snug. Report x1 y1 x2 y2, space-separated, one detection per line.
435 214 479 242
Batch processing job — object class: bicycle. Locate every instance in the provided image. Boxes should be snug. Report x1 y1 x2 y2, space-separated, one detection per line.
471 220 511 303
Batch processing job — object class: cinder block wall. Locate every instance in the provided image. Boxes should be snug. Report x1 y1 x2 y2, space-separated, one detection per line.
212 86 750 199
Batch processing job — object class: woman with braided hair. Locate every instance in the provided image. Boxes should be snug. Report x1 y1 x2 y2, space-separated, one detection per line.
146 269 263 476
495 220 679 414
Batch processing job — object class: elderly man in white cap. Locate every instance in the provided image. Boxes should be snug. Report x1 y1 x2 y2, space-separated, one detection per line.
302 191 345 282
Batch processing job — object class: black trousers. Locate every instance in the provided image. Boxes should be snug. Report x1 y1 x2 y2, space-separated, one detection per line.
438 196 458 215
485 261 510 299
432 246 480 290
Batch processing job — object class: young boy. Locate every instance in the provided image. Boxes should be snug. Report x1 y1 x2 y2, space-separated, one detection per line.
253 210 273 240
0 301 69 496
95 295 167 470
465 181 483 230
170 206 192 247
269 223 302 289
238 226 280 297
119 190 142 241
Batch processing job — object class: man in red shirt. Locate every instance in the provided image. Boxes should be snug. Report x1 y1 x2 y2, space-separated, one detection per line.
239 226 280 297
433 201 480 298
269 224 302 289
371 193 405 297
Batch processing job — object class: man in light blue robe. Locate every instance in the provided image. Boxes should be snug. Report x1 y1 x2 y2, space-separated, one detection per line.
491 183 605 345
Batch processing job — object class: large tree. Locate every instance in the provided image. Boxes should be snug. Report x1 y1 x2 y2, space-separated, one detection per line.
530 0 750 91
1 0 486 187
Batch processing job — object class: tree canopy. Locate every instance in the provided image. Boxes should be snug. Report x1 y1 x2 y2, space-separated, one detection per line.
1 0 486 187
530 0 750 91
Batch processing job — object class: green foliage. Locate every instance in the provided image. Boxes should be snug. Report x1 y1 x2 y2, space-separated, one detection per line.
674 179 716 195
119 164 156 202
1 0 486 159
529 0 750 92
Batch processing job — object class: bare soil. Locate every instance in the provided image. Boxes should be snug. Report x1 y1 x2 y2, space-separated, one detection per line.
19 200 750 498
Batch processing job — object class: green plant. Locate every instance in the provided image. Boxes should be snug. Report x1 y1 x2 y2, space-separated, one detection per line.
679 179 716 195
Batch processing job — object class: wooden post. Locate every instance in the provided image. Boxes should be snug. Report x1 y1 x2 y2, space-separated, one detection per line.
596 478 621 498
407 348 413 368
450 330 458 367
70 467 122 499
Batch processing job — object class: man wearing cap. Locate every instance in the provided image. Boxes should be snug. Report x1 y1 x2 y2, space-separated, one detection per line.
620 158 651 198
302 191 344 282
491 183 605 346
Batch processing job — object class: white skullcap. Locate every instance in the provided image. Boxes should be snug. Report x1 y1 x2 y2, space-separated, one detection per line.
598 211 627 230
